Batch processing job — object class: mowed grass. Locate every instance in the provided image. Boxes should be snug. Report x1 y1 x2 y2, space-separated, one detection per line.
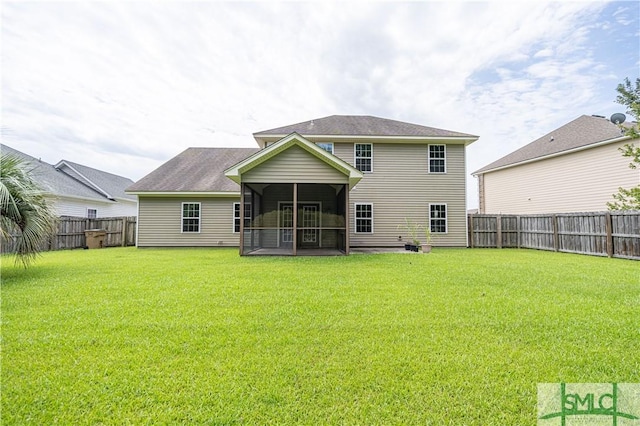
1 248 638 425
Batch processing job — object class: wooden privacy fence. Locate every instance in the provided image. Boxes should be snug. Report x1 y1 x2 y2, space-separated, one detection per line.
468 211 640 260
1 216 137 254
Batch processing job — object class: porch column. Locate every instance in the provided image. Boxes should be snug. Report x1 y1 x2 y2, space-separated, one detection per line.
345 184 350 255
239 183 245 255
293 183 298 256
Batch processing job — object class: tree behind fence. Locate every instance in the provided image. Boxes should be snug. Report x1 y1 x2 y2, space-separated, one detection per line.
1 216 137 254
468 211 640 260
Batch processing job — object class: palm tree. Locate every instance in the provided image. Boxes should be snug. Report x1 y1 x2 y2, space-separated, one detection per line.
1 153 57 267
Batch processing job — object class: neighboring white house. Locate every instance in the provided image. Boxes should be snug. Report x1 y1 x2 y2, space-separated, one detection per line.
1 144 137 218
473 115 639 214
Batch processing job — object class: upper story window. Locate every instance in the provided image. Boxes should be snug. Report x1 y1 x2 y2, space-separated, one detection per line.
429 203 447 233
182 202 201 233
316 142 334 154
355 203 373 233
354 143 373 172
87 208 97 219
428 145 446 173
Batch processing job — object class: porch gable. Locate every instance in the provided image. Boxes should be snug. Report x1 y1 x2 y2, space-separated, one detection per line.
224 133 363 188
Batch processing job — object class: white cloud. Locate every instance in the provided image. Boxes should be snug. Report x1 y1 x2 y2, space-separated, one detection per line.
2 1 637 210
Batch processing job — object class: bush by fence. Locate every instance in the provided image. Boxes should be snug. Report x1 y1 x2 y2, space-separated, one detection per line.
468 210 640 260
1 216 137 254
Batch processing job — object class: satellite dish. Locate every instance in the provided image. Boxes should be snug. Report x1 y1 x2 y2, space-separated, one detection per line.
610 113 626 124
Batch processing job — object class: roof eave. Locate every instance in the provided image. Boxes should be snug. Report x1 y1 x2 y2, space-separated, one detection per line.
254 133 478 148
126 191 241 197
228 133 363 188
473 134 633 176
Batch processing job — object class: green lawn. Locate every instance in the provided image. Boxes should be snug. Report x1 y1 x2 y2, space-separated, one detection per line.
1 248 638 425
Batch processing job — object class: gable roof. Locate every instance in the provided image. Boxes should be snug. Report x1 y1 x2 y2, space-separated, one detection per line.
253 115 478 142
1 144 136 202
474 115 633 175
54 160 136 201
225 133 363 188
126 147 259 194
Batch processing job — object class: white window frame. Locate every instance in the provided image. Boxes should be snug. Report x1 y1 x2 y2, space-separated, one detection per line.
354 203 373 234
87 208 97 219
181 202 201 233
233 202 252 233
428 144 447 174
354 143 373 173
316 142 334 154
429 203 448 234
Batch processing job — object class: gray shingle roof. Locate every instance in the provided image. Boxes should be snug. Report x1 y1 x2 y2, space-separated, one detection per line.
56 160 136 201
254 115 478 138
473 115 633 174
126 147 259 192
1 144 135 201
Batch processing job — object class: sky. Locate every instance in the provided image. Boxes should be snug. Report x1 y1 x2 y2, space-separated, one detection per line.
2 1 639 209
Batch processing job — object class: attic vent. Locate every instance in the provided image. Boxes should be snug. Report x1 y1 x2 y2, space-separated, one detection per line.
591 114 605 118
549 136 554 142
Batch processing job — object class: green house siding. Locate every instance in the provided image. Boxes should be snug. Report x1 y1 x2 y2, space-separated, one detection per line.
332 142 468 247
242 145 348 184
137 197 239 247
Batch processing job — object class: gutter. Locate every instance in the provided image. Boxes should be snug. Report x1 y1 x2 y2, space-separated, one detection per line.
473 135 632 176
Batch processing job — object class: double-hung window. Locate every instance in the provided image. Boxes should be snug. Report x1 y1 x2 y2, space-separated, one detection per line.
316 142 334 154
182 202 201 233
354 143 372 172
87 208 97 219
233 202 252 233
355 203 373 233
429 204 447 233
428 145 446 173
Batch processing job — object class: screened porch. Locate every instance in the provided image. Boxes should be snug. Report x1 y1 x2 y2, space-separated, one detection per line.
239 183 349 255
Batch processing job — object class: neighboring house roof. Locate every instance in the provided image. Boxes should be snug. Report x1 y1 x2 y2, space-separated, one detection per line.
474 115 633 175
254 115 478 140
1 144 136 202
225 133 363 189
54 160 136 201
126 147 259 194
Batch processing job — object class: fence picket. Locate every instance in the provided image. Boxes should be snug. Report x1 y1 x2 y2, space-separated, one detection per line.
1 216 137 254
468 211 639 260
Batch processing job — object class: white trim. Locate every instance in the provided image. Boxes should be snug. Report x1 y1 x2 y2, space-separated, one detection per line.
473 135 633 176
354 202 373 234
225 133 363 189
354 143 373 173
233 202 240 233
181 202 201 233
428 203 448 234
232 202 252 233
55 160 113 199
45 193 120 204
255 134 478 147
428 144 447 174
135 199 140 247
126 191 240 197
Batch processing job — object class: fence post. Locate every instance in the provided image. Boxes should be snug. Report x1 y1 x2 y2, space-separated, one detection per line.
552 214 559 251
468 215 474 248
496 215 502 249
605 211 613 258
122 217 127 247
